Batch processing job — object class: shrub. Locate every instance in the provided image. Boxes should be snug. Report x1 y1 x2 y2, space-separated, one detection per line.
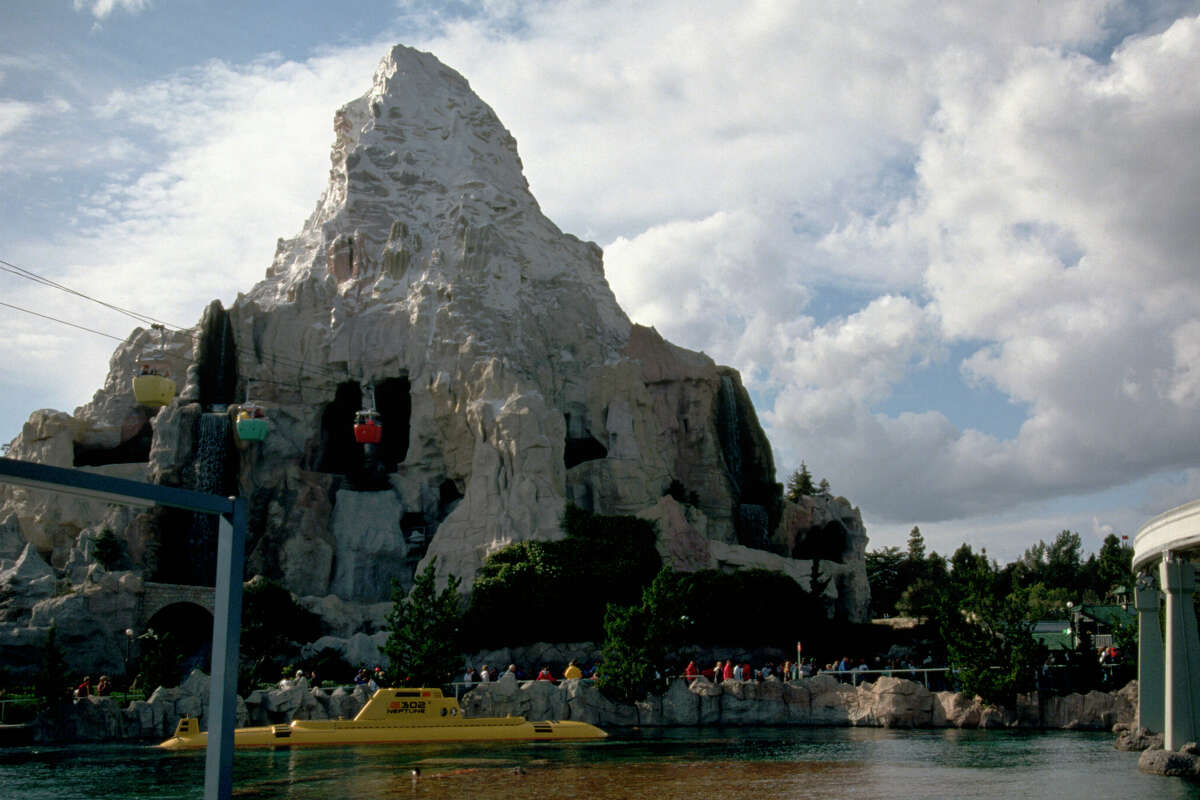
463 506 661 647
93 528 123 570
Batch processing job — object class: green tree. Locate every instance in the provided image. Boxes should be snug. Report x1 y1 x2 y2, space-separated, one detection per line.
596 568 689 705
906 526 926 563
596 602 658 705
896 577 941 619
383 559 464 687
866 546 906 617
896 546 949 619
1023 582 1072 620
1095 534 1134 595
935 564 1039 708
785 463 815 502
1046 530 1083 593
640 568 691 662
949 543 993 593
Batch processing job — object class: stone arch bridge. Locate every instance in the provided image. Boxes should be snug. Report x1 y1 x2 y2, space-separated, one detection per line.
138 581 216 626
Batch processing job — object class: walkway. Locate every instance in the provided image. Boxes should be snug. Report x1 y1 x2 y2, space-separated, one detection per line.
1132 498 1200 750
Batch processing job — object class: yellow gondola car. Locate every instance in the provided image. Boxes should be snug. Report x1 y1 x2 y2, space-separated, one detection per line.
158 687 606 749
132 368 175 407
132 323 176 408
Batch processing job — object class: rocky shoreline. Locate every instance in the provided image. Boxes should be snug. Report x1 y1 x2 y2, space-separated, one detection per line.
22 669 1138 744
29 670 1200 781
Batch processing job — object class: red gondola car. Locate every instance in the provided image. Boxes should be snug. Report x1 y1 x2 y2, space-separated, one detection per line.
353 410 383 444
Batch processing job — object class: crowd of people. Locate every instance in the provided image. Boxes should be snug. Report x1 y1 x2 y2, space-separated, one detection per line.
458 659 592 687
684 657 887 684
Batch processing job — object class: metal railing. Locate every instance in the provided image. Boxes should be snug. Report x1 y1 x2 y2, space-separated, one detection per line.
0 691 148 723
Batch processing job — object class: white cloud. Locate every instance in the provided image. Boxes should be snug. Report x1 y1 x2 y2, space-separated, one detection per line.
0 44 390 421
73 0 152 20
0 100 36 137
756 14 1200 525
6 1 1200 560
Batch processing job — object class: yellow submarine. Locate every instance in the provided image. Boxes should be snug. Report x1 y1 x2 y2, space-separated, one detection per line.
158 687 607 749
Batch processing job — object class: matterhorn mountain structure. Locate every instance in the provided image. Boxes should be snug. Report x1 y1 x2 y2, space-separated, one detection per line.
0 46 868 676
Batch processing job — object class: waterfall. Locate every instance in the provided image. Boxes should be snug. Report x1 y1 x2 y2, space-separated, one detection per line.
193 413 231 493
186 412 232 583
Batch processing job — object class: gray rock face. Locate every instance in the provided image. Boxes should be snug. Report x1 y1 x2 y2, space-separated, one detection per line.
0 543 56 624
461 676 1137 731
0 44 870 672
29 673 1139 744
328 489 408 601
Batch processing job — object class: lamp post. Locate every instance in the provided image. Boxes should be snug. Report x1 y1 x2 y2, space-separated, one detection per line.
124 628 134 684
1066 601 1076 649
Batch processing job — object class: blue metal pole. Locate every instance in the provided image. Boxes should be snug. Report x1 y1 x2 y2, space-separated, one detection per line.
204 497 246 800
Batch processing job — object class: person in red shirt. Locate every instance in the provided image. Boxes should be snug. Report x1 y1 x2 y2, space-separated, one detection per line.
536 666 553 681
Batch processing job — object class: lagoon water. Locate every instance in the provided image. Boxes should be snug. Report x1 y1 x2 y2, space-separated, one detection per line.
1 727 1196 800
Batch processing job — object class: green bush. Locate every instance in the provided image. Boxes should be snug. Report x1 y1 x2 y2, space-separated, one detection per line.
673 568 819 648
463 506 661 647
238 576 321 693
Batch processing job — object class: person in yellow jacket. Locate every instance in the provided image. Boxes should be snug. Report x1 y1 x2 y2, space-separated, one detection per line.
563 659 583 680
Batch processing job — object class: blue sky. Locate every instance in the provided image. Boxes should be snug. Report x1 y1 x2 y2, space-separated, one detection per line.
4 1 1200 565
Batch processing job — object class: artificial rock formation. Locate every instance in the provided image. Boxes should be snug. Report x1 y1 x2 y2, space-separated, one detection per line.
28 673 1136 745
0 45 869 675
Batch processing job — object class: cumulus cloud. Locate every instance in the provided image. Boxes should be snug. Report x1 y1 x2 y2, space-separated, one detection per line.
0 44 389 420
5 1 1200 554
412 3 1200 527
855 15 1200 520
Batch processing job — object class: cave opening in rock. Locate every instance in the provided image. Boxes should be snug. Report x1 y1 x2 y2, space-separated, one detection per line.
563 411 607 469
314 378 411 489
373 376 411 470
791 520 849 563
143 601 213 685
439 478 463 518
316 382 364 475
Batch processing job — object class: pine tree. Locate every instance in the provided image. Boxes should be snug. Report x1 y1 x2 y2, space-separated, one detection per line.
785 463 815 502
383 559 463 687
906 526 926 563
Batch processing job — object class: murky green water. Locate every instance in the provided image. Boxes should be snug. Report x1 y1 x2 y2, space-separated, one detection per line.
0 727 1195 799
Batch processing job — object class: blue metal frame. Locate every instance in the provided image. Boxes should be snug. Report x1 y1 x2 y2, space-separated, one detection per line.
0 457 245 800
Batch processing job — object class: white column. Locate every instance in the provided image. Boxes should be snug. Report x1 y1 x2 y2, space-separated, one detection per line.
1134 572 1164 733
1161 553 1200 751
